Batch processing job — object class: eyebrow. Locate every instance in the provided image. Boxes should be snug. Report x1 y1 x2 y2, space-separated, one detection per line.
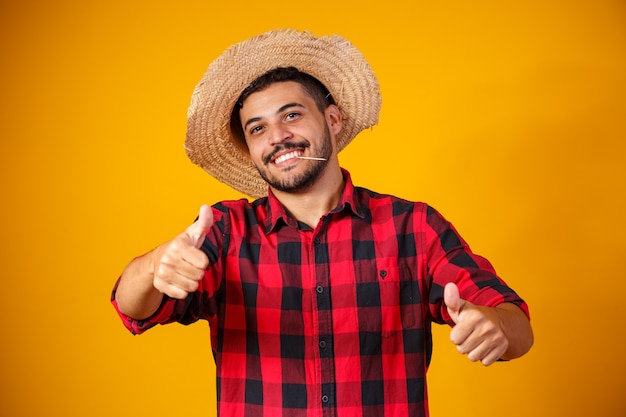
243 102 305 131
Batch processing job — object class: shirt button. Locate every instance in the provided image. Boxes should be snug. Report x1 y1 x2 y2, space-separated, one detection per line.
319 340 326 349
316 286 324 294
379 269 387 279
321 395 329 404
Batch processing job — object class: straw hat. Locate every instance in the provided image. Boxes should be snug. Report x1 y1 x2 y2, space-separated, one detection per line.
185 29 382 198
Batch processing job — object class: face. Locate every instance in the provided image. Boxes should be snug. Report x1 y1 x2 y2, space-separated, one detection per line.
239 81 340 193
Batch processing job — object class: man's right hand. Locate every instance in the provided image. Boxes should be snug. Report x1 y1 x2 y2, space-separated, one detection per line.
152 204 213 299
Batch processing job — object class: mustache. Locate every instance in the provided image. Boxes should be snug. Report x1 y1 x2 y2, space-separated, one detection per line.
263 141 310 165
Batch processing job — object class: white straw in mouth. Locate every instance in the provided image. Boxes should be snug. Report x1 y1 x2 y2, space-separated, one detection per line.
296 156 327 161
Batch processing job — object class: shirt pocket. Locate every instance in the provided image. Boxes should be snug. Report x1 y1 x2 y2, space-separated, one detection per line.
352 263 417 333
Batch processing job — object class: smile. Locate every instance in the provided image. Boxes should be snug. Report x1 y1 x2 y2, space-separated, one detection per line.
273 150 303 165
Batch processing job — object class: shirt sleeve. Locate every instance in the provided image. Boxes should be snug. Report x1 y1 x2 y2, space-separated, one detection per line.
110 279 187 335
110 206 227 335
422 205 530 325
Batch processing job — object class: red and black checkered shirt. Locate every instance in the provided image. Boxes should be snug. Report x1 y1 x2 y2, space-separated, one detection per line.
112 169 529 417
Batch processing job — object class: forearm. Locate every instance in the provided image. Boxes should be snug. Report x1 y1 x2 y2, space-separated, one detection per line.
495 302 534 360
115 246 165 320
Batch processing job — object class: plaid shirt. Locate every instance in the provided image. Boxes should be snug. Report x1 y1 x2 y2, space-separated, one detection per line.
112 169 529 417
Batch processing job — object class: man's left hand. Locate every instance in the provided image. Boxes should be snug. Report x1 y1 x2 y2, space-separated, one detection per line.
444 282 509 366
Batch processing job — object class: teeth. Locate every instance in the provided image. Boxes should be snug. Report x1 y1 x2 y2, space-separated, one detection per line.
274 151 302 164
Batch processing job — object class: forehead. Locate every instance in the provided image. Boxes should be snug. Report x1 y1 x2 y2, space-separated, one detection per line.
240 81 311 110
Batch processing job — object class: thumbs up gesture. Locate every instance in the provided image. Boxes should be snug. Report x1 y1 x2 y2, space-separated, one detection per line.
444 283 509 366
152 205 214 299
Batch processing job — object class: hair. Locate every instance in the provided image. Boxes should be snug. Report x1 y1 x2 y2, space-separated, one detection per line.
229 67 336 147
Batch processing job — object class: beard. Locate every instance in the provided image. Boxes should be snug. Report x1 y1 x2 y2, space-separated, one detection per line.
255 124 333 194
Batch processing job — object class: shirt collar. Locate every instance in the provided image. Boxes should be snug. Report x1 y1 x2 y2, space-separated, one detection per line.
263 168 366 234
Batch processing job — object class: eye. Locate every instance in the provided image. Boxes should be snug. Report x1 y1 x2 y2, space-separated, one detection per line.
284 112 300 121
248 125 264 136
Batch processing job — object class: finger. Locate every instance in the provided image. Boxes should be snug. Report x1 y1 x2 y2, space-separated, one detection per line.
480 345 507 366
162 237 209 271
450 307 493 351
444 282 464 323
158 262 204 300
466 339 492 362
186 204 214 248
449 321 473 348
452 309 509 365
154 263 201 297
182 248 210 271
454 329 493 361
154 279 193 300
469 341 507 366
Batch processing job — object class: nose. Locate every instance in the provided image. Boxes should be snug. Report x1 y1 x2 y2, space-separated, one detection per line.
267 122 292 146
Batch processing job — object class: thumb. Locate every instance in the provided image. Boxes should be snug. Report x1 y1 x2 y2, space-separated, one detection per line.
444 282 465 324
185 204 214 248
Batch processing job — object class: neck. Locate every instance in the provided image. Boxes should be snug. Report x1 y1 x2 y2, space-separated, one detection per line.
271 163 344 229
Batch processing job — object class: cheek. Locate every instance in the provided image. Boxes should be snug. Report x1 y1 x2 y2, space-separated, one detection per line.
245 140 264 163
244 137 256 152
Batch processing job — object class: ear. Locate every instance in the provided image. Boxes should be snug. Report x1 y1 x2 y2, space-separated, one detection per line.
325 104 343 136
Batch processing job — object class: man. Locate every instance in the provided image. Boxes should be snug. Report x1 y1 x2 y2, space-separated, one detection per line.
112 29 533 417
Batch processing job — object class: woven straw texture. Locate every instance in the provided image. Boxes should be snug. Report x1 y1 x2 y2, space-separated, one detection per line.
185 29 382 198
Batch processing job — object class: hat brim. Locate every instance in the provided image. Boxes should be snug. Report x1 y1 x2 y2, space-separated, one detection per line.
185 29 381 199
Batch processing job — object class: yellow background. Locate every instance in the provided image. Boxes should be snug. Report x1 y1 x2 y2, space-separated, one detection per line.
1 0 625 416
